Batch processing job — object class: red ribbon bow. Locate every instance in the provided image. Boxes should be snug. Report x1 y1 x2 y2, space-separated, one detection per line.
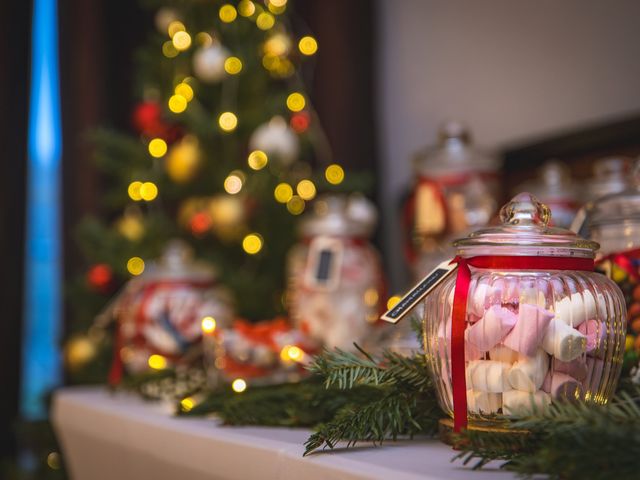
448 255 595 432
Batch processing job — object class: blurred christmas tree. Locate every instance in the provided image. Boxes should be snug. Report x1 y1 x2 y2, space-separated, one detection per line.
65 0 369 380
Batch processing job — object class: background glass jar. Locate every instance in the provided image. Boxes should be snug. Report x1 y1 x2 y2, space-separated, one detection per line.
588 162 640 367
286 194 385 351
423 193 626 423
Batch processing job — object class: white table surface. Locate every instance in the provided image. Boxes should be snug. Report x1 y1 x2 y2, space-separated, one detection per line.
52 386 517 480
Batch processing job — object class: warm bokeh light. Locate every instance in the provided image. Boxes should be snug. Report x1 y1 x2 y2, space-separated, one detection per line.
195 32 213 47
296 179 316 200
148 138 168 158
364 288 379 307
201 316 217 334
263 34 290 57
298 36 318 55
286 92 305 112
218 112 238 132
127 257 145 276
46 452 61 470
286 195 305 215
167 21 185 38
162 41 179 58
238 0 256 17
256 12 275 30
231 378 247 393
280 344 303 363
386 295 401 310
175 82 194 101
242 233 263 254
180 397 195 412
247 150 268 170
219 4 238 23
290 112 310 133
172 31 192 51
224 56 243 75
148 354 167 370
128 181 143 201
140 182 158 201
223 173 243 194
168 94 188 113
274 183 293 203
325 164 345 185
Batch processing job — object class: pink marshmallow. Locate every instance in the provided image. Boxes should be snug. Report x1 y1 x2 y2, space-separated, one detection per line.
578 319 607 356
502 304 554 357
553 358 588 382
542 372 582 400
436 316 485 361
467 306 517 351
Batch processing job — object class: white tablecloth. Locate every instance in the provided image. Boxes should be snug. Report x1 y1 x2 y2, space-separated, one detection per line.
52 387 516 480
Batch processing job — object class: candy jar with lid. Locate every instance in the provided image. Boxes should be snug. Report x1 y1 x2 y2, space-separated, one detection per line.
583 156 632 204
286 193 385 350
514 161 578 229
406 121 501 278
100 240 235 385
587 162 640 366
422 193 626 429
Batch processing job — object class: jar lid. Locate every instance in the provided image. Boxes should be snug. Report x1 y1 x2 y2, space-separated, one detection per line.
414 121 500 177
514 160 577 201
584 156 631 201
299 193 377 238
587 159 640 228
142 239 217 282
453 192 598 256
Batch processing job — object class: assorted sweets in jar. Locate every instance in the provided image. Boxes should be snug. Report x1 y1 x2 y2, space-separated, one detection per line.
286 194 385 350
202 317 318 388
514 161 578 229
100 241 234 383
423 193 626 427
587 164 640 366
406 121 501 278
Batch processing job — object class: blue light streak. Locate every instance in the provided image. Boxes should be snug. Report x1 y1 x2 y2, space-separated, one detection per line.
22 0 62 419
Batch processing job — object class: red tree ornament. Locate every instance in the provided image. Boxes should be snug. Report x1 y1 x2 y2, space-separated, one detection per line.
87 264 113 292
290 111 310 133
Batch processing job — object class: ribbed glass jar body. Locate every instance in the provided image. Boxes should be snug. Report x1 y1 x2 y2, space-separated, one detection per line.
424 269 626 423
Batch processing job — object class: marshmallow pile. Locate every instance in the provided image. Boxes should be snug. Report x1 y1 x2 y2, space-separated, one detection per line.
436 276 612 417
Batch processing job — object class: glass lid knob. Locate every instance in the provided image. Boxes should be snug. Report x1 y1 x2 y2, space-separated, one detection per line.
499 192 551 227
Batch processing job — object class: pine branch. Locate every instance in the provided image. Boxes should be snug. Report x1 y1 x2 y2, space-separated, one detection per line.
454 386 640 479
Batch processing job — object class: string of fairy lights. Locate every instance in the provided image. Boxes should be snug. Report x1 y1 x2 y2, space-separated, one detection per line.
121 0 346 279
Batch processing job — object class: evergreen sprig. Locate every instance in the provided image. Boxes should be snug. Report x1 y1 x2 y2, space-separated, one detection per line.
303 347 441 455
454 386 640 479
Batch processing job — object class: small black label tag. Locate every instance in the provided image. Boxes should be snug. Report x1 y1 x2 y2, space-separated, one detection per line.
381 259 458 324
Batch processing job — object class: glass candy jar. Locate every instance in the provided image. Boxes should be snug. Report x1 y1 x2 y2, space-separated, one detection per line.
423 193 626 428
103 241 234 383
407 121 501 277
514 161 578 229
583 156 632 203
286 194 385 350
588 165 640 365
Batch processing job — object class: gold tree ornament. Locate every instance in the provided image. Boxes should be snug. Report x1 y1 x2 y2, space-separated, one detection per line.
166 136 202 183
64 335 97 371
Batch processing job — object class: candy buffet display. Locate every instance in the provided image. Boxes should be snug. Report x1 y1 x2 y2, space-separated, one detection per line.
286 194 385 351
587 165 640 368
406 121 501 277
422 193 626 429
514 160 578 229
98 241 235 384
203 317 318 388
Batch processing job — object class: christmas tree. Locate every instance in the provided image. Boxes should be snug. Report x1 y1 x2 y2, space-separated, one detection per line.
64 0 364 381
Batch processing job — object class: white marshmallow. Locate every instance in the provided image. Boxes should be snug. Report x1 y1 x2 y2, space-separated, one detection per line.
466 390 502 415
489 344 520 363
502 304 554 356
542 318 587 362
466 360 512 393
554 290 597 328
503 390 551 415
508 348 549 392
